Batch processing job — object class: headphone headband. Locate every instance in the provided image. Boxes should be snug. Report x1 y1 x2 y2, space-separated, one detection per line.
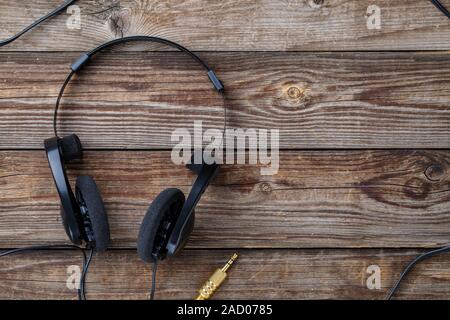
53 36 225 137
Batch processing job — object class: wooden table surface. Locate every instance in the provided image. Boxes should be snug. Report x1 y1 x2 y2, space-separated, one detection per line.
0 0 449 300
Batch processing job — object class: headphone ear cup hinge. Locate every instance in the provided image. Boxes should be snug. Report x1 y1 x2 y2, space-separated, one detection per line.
44 136 84 245
165 162 220 257
59 134 83 162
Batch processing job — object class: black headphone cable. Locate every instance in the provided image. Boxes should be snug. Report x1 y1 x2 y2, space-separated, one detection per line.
387 245 450 299
0 0 448 49
79 246 94 300
150 259 158 300
0 244 91 300
0 0 77 47
430 0 450 19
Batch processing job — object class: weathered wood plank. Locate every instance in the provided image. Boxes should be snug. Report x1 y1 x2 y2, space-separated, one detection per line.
1 0 450 51
0 150 448 248
1 249 450 299
1 52 449 149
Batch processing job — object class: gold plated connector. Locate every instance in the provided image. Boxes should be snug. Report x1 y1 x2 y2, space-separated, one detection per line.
196 253 238 300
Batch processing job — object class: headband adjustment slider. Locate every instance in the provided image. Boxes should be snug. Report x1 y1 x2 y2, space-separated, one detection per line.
71 53 90 72
208 70 224 92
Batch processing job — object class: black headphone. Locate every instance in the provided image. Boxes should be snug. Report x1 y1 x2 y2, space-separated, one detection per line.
4 0 450 300
44 36 225 263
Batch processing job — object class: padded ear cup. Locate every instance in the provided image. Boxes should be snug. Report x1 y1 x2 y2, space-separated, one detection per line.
138 188 185 263
75 175 110 251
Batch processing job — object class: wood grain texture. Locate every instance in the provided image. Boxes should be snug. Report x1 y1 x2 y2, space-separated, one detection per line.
1 52 449 149
0 0 450 51
1 0 450 301
1 249 450 300
0 150 449 248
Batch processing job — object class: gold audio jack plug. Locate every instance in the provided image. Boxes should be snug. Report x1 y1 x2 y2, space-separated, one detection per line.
196 253 238 300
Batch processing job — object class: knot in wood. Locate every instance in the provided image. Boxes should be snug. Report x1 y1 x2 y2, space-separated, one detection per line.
307 0 324 9
287 86 303 99
424 164 445 182
259 182 273 194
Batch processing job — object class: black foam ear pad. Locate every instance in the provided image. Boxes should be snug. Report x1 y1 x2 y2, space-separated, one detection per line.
75 175 110 251
60 134 83 161
138 188 185 263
